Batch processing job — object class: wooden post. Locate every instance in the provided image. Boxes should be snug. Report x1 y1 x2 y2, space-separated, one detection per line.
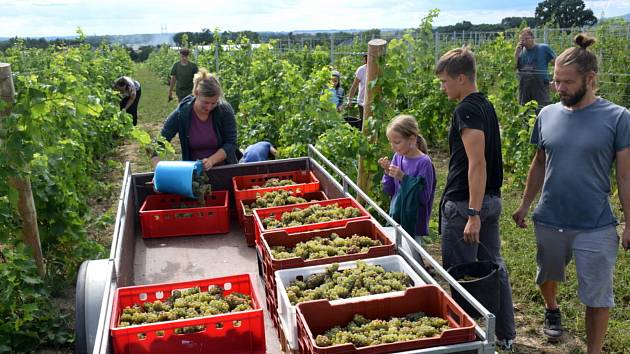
0 63 46 277
356 39 387 198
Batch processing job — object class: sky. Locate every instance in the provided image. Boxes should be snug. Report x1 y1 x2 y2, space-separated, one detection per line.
1 0 629 38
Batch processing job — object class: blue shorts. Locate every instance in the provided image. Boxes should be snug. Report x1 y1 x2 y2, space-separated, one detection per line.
534 223 618 307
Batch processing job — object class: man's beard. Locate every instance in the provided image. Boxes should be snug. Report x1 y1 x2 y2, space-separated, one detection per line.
560 81 587 107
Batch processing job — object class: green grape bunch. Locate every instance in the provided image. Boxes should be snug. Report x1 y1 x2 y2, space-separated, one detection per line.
284 261 413 305
314 313 450 348
248 177 297 190
192 174 212 206
262 203 361 230
117 285 253 330
271 233 382 260
243 189 310 215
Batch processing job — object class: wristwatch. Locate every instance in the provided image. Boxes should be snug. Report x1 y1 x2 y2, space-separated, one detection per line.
466 208 481 216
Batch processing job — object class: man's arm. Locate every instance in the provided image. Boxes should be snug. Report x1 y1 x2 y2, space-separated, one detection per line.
123 91 136 111
461 128 486 243
514 42 523 69
347 77 360 107
616 147 630 250
168 75 176 99
512 148 546 228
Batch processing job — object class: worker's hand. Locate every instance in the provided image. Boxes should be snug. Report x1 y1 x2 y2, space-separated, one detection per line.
201 158 213 171
387 164 404 181
347 100 354 108
512 205 529 228
622 227 629 251
151 156 160 169
378 157 390 171
463 216 481 243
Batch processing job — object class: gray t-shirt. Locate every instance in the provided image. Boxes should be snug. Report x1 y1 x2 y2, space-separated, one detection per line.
531 97 630 230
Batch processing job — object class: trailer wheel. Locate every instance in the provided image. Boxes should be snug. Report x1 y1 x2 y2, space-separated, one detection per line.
75 259 109 354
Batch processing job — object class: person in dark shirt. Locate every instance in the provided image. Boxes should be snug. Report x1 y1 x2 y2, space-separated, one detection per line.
435 46 516 350
168 48 199 102
153 68 237 170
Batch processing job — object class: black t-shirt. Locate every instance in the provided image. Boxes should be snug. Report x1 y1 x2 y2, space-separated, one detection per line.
443 92 503 201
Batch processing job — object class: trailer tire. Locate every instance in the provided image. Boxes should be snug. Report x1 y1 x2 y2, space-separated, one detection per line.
75 259 109 354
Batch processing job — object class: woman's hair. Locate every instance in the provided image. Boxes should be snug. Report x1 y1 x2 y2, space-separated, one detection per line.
556 33 598 76
519 27 534 37
435 46 476 83
113 76 129 90
331 70 341 89
192 68 223 99
386 114 428 154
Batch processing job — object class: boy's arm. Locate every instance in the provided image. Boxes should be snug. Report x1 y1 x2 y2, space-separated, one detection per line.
461 128 486 243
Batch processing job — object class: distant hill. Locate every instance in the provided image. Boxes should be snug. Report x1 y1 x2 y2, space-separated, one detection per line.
0 33 175 47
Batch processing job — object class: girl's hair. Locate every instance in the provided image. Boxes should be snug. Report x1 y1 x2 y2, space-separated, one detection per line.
192 68 223 99
386 114 428 154
556 33 598 75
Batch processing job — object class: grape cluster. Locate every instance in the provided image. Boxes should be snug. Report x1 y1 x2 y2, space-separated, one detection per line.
249 177 296 189
262 203 361 230
117 285 253 329
271 233 382 260
285 261 413 305
243 189 311 215
314 313 449 348
192 174 212 206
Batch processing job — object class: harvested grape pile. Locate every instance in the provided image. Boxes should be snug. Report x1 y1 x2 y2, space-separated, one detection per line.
117 285 253 331
285 261 412 305
262 203 361 229
243 189 310 215
315 313 449 347
271 233 382 260
192 174 212 206
249 177 296 189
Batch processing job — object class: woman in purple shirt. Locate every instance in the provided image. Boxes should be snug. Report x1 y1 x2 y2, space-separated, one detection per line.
153 68 238 170
378 115 436 241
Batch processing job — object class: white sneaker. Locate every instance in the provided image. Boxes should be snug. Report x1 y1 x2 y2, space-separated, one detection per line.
496 338 514 351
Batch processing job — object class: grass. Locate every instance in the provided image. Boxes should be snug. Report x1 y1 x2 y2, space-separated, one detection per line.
98 62 630 353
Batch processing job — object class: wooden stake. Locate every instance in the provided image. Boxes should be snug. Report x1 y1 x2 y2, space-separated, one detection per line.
0 63 46 277
357 39 387 200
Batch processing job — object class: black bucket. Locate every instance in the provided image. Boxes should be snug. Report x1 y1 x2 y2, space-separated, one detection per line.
343 116 362 130
447 243 500 318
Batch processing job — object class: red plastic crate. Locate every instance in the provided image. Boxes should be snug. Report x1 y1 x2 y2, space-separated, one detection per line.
110 274 266 354
139 191 229 238
232 170 320 215
265 282 279 329
252 198 371 245
296 285 476 354
240 191 327 247
259 219 395 307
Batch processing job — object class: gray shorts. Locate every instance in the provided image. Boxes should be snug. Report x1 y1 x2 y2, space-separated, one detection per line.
534 223 618 307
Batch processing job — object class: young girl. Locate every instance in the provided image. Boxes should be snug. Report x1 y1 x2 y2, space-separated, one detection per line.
379 114 436 244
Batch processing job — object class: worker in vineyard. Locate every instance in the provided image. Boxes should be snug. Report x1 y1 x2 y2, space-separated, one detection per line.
153 68 238 171
512 33 630 353
347 54 368 127
378 115 436 267
515 27 555 111
113 76 141 126
329 70 345 112
168 48 199 102
239 141 277 163
435 47 516 350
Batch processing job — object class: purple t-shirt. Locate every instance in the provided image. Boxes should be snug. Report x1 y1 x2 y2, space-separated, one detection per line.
382 153 436 236
189 110 220 162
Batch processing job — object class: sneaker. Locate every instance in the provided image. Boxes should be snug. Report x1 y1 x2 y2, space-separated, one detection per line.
543 308 563 340
496 338 514 351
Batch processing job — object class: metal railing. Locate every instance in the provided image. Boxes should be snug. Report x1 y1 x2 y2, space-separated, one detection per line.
308 144 496 353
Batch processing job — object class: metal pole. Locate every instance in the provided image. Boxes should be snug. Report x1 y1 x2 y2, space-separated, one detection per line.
330 33 334 65
214 41 219 74
435 31 440 65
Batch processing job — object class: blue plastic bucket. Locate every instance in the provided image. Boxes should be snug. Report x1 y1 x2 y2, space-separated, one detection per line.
154 160 203 198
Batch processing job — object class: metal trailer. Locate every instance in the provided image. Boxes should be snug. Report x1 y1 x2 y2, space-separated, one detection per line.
76 145 497 354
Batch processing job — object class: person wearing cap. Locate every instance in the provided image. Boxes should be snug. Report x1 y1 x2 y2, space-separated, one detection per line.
169 48 199 102
347 54 368 126
330 70 345 112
